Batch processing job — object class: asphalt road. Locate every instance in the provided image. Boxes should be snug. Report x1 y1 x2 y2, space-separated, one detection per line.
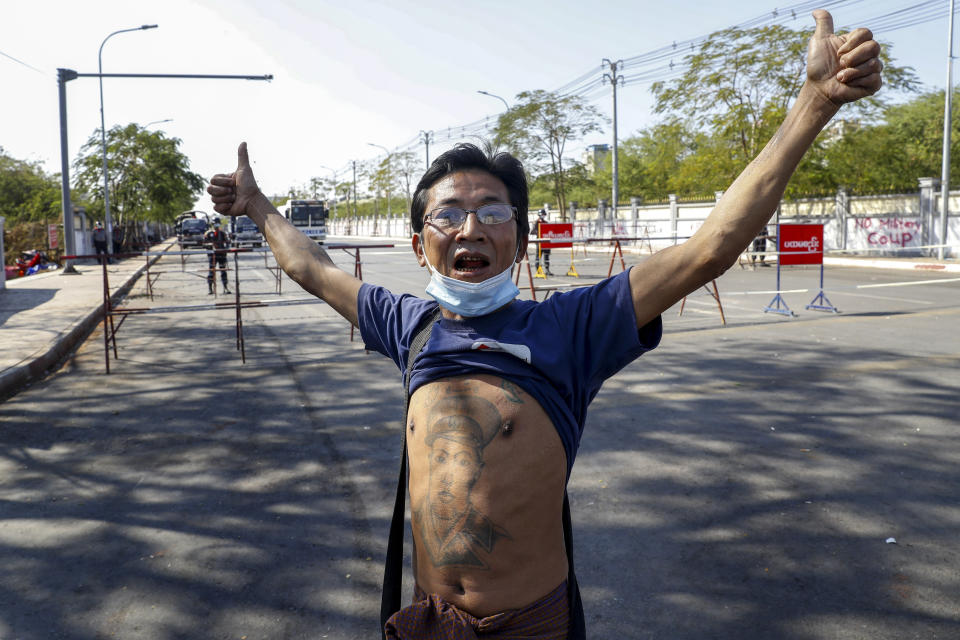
1 239 958 639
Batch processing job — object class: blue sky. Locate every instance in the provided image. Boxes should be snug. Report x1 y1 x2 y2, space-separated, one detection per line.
1 0 951 209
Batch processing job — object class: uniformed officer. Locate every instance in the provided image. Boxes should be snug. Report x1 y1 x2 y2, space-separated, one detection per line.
92 221 109 263
204 219 232 294
534 209 552 276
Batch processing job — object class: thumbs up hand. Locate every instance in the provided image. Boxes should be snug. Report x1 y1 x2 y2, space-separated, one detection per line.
208 142 261 217
806 9 883 107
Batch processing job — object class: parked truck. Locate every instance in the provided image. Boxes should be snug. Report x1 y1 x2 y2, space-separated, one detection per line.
230 215 264 248
280 199 327 243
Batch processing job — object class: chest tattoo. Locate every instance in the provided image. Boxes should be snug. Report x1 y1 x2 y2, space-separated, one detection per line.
411 381 515 569
500 379 525 404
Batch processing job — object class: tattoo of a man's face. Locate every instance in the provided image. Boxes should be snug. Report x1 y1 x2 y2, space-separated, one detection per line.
412 385 512 569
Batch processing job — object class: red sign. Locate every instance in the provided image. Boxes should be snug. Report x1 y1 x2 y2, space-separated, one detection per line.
539 222 573 249
48 224 59 249
779 223 823 265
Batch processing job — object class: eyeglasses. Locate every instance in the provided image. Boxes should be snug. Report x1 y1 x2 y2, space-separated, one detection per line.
424 203 517 230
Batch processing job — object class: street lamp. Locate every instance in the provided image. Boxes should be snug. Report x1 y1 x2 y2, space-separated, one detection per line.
477 90 509 110
99 24 157 254
367 142 393 222
144 118 173 129
367 142 391 155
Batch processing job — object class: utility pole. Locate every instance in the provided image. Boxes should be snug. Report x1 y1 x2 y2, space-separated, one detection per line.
420 130 433 169
57 68 79 273
940 0 956 260
56 69 272 274
603 59 624 222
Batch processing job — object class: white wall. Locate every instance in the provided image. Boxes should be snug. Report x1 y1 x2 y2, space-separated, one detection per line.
327 189 959 258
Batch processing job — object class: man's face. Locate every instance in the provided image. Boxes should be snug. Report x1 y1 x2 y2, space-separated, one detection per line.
427 434 483 525
413 170 527 283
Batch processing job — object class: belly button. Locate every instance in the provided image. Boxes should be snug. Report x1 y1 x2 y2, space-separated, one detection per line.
501 420 513 436
408 420 415 433
453 583 465 595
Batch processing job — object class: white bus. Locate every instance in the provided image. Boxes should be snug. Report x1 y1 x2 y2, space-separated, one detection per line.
281 199 327 243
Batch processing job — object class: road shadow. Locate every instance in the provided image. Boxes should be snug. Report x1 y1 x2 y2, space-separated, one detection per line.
1 304 957 639
0 288 57 329
0 317 394 639
572 329 960 639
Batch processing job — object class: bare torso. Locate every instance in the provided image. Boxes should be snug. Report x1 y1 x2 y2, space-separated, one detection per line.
406 373 568 617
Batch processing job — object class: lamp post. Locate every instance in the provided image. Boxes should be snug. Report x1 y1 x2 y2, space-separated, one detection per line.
478 91 509 151
940 0 956 260
99 24 157 255
477 90 509 110
144 118 173 129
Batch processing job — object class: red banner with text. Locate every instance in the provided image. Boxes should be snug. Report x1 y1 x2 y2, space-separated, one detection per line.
540 223 573 249
779 224 823 265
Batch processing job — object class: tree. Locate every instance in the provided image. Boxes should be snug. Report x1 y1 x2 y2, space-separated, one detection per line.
328 181 353 218
308 176 325 199
882 89 960 183
0 148 66 264
284 184 311 200
368 155 399 218
558 162 602 210
650 23 920 174
73 124 204 234
591 120 705 202
494 90 606 220
393 151 420 214
0 148 62 224
821 90 960 193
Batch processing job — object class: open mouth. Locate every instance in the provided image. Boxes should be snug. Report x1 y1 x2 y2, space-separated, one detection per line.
454 254 490 273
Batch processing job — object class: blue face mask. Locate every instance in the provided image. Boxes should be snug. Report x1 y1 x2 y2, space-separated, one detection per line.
420 239 521 317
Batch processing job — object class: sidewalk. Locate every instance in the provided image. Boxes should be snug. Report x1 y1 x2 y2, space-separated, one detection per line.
0 237 957 401
0 241 173 400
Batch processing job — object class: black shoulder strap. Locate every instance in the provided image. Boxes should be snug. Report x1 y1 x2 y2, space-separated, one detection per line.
563 492 586 639
380 306 441 637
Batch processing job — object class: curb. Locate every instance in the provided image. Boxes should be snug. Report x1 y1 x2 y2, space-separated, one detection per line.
824 256 960 272
0 248 168 401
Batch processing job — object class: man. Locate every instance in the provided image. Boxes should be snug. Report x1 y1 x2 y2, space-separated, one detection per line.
207 12 880 637
92 222 109 264
751 225 770 266
203 218 232 295
534 209 553 276
111 223 123 254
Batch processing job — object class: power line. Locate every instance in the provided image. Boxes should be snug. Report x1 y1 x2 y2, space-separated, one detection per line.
609 0 955 93
0 49 46 74
861 0 950 32
354 0 956 168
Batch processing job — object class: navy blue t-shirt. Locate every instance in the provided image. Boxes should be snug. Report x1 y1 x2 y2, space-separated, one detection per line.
357 269 662 474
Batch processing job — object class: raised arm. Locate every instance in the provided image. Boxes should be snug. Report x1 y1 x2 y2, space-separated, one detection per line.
207 143 361 325
629 10 882 328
